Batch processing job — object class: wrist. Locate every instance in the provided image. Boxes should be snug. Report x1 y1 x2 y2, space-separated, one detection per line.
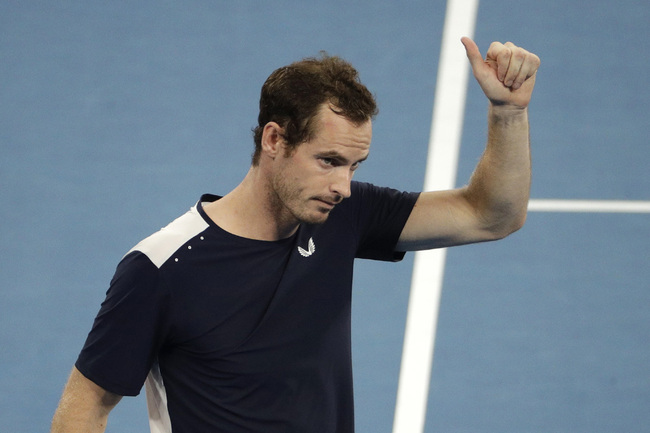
489 104 528 120
488 104 529 129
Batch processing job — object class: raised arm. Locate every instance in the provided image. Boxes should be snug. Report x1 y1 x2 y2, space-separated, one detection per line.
51 366 122 433
397 37 540 251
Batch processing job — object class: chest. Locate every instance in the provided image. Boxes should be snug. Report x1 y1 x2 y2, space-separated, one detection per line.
160 227 357 357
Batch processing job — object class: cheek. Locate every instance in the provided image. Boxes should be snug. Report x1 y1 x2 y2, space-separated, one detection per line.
274 154 326 198
272 168 304 203
284 164 319 192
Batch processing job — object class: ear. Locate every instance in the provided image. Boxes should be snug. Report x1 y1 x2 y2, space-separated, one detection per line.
260 122 285 159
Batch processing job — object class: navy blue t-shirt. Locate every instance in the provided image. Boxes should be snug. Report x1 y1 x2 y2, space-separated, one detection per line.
76 181 419 433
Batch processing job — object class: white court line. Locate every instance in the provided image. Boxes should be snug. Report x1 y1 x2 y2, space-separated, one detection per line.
392 1 479 433
529 199 650 213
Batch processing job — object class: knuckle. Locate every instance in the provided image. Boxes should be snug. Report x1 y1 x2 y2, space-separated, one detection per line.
512 49 525 61
532 54 541 67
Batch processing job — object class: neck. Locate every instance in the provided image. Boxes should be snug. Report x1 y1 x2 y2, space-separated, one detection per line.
203 166 299 241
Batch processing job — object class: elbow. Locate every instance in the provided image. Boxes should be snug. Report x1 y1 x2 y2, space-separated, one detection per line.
462 185 530 243
488 208 528 240
501 214 527 239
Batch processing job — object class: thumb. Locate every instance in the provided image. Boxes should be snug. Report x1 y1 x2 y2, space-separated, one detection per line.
460 36 483 70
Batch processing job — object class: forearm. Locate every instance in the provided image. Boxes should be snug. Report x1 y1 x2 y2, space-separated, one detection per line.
51 406 110 433
464 104 531 236
51 367 121 433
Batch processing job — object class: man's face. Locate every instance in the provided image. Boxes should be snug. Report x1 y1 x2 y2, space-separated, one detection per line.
270 105 372 225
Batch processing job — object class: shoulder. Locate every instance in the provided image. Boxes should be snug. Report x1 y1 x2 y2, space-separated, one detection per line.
126 202 211 269
350 181 419 201
341 181 420 215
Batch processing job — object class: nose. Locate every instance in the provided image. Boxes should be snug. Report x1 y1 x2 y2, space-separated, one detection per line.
330 167 352 200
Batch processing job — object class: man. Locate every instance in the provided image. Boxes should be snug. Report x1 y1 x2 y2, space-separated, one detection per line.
51 37 540 432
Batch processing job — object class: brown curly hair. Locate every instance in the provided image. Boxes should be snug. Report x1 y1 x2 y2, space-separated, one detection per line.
251 53 378 165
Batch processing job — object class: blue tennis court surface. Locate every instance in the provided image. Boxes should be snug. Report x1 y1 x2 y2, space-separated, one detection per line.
1 1 648 432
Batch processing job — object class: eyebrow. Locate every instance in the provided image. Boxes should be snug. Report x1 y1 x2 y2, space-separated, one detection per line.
317 150 369 165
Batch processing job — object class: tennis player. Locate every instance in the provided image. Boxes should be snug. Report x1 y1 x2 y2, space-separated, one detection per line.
51 37 539 432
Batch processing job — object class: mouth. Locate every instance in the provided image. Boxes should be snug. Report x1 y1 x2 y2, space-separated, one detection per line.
313 197 339 210
315 199 335 209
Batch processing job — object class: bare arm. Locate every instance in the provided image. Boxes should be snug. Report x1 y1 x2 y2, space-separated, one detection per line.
51 367 122 433
397 37 539 251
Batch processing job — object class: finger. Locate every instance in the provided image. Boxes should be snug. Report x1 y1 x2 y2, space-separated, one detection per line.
486 41 511 82
460 36 483 71
510 50 541 90
519 52 541 90
502 42 525 88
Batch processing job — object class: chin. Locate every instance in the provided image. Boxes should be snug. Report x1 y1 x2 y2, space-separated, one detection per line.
298 209 331 225
300 215 329 225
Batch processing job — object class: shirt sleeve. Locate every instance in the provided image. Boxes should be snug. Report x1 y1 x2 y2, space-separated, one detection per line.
351 181 420 262
75 251 170 396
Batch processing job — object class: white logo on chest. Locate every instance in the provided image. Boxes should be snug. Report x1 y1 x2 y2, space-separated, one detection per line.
298 237 316 257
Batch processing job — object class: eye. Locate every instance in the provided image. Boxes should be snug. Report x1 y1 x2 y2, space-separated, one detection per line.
318 156 344 168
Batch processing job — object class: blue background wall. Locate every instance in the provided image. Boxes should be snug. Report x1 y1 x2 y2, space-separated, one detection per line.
2 1 648 431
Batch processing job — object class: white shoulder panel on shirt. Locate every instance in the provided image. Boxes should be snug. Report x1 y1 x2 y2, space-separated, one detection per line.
125 205 209 269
